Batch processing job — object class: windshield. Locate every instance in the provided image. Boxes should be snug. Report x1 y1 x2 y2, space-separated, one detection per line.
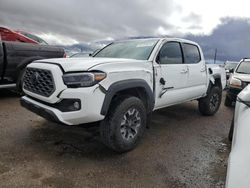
225 63 238 70
94 39 159 60
21 32 48 45
236 61 250 74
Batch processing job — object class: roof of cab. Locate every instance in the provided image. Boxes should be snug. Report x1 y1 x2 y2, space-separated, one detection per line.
115 37 199 45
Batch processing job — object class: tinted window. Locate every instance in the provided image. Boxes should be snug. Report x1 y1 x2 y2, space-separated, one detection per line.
182 43 201 64
21 32 48 45
158 42 183 64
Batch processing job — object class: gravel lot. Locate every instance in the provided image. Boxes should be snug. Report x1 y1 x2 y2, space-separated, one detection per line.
0 90 234 188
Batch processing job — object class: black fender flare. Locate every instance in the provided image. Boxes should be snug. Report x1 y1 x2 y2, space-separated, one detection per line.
16 56 44 76
100 79 154 116
213 73 221 80
207 73 222 94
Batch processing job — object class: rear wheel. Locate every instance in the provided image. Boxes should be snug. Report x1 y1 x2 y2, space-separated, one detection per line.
100 96 147 153
199 86 222 116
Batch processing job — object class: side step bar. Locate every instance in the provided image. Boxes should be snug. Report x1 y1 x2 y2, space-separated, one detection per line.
0 84 16 89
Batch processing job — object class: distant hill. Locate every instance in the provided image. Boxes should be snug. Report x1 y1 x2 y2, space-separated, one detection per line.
55 40 113 56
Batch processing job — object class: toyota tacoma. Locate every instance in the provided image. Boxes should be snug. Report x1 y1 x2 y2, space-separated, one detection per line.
20 38 226 152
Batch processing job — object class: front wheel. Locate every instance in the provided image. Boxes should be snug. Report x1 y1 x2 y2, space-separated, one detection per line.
199 86 222 116
100 96 147 153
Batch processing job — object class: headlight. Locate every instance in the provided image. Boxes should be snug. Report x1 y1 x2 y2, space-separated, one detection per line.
229 77 242 89
62 72 106 87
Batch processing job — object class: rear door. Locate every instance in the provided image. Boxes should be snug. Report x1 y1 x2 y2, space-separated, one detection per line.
154 41 189 109
182 43 207 99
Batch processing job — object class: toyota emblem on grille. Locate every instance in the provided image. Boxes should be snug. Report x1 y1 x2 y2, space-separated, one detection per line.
32 72 41 85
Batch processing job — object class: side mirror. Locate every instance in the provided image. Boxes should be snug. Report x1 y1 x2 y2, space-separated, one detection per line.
229 68 234 73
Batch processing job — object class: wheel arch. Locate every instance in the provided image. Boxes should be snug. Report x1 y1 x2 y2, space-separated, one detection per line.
100 79 154 116
16 56 44 91
207 73 222 94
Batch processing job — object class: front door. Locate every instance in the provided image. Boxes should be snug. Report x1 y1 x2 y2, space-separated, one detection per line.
154 41 189 109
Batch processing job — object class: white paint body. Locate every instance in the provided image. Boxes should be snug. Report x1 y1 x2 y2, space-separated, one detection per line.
226 85 250 188
22 38 226 125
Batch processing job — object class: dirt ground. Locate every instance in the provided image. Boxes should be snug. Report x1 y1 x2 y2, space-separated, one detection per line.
0 90 234 188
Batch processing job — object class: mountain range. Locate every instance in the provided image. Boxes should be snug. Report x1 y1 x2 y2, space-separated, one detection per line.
59 18 250 62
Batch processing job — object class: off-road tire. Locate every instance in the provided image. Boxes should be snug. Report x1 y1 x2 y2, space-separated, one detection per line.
224 95 232 107
199 86 222 116
100 96 147 153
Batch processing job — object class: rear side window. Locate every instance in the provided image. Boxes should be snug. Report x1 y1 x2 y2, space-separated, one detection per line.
158 42 183 64
182 43 201 64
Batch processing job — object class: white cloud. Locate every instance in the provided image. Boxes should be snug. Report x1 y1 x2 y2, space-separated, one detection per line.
37 33 79 45
172 0 250 34
1 0 250 44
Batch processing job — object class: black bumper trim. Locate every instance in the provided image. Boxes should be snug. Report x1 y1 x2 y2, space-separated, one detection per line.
226 87 242 101
20 97 61 124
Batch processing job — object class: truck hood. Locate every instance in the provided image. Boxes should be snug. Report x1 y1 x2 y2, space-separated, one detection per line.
234 72 250 82
35 57 147 72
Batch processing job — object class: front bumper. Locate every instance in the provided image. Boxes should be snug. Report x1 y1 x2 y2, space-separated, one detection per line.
20 97 61 123
21 86 105 125
226 87 242 102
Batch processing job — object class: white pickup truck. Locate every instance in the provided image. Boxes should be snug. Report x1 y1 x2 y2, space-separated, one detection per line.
20 38 226 152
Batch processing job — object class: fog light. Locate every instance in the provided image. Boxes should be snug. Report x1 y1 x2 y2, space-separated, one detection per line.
73 101 80 110
54 99 81 112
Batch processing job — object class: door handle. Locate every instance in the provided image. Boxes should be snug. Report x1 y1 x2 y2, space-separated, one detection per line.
180 66 189 74
200 67 206 72
180 69 188 74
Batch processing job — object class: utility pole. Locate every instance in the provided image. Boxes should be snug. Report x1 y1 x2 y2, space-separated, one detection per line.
214 48 217 64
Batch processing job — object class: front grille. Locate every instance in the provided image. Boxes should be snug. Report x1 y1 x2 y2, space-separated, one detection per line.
23 67 55 97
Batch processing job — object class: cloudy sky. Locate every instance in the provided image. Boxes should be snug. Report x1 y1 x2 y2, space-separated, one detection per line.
0 0 250 45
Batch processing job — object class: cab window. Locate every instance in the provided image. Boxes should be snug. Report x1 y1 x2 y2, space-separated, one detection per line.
182 43 201 64
157 42 183 64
